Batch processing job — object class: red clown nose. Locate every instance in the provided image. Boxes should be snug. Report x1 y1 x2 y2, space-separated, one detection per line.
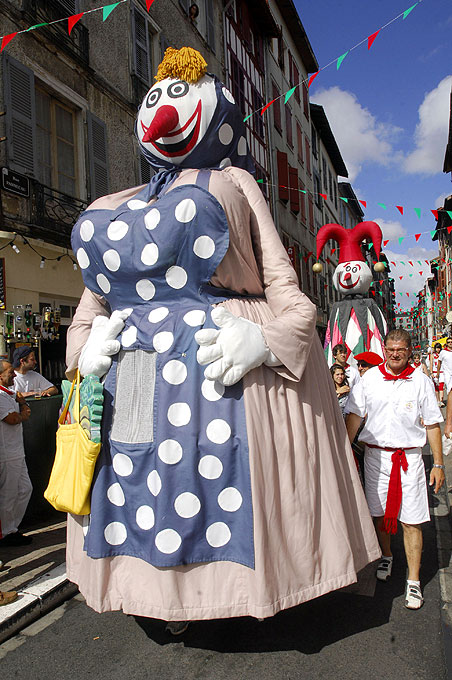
142 105 179 143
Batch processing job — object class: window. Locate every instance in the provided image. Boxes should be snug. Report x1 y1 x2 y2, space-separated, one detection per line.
277 150 289 202
179 0 215 52
308 194 314 232
277 27 285 71
311 125 318 159
290 55 300 104
322 157 327 191
289 166 299 214
299 178 306 224
272 82 282 133
36 87 78 196
333 180 338 209
230 54 246 114
313 172 322 208
252 87 264 140
296 122 303 165
305 136 311 175
302 81 309 120
285 105 293 147
328 169 333 200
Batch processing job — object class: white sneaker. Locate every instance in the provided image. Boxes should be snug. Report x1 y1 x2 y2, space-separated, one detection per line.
405 582 424 610
165 621 189 635
376 557 393 581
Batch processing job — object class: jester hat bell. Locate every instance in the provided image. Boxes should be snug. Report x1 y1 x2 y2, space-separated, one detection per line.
316 222 382 264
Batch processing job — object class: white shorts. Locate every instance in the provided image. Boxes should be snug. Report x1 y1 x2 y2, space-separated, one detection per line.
364 446 430 524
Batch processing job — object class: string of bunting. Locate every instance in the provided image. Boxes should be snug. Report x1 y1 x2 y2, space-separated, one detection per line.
0 0 158 50
243 1 425 123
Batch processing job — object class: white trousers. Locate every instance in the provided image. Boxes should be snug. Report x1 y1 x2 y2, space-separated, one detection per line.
0 456 33 537
364 446 430 524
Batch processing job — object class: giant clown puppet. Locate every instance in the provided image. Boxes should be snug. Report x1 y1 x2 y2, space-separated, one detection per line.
314 222 388 367
65 48 379 626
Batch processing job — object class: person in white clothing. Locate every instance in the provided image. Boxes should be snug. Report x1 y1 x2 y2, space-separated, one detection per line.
13 346 57 397
430 343 445 407
437 338 452 398
0 360 33 546
332 343 360 390
345 329 444 610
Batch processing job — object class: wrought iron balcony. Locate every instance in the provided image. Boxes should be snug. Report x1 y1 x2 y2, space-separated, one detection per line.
22 0 89 66
30 181 87 248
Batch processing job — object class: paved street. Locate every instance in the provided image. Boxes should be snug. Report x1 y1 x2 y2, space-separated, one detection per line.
0 509 447 680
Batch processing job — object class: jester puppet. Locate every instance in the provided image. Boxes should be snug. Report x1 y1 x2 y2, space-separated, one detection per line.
314 222 388 367
65 48 379 626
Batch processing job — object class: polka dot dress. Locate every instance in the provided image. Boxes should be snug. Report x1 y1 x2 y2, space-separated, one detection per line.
71 173 254 568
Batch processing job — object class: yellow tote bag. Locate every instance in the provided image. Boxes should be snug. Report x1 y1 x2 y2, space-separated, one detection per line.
44 370 101 515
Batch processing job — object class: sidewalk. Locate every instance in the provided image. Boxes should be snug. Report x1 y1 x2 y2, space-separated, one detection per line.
0 519 77 643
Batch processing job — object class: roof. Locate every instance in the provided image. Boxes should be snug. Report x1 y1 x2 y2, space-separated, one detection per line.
310 103 348 177
274 0 318 73
444 89 452 173
338 182 364 220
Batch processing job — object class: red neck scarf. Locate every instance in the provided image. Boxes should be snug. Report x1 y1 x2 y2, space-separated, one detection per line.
378 362 415 381
0 385 15 396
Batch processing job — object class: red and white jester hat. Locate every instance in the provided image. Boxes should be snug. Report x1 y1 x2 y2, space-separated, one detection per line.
314 221 384 271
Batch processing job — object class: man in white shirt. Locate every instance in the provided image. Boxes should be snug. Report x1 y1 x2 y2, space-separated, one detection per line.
0 359 33 546
345 329 444 610
13 346 57 397
437 337 452 397
332 343 360 390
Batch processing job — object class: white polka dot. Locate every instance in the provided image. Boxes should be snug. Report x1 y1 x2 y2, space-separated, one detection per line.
158 439 183 464
198 455 223 480
148 306 169 323
121 325 137 347
219 123 234 145
141 243 159 266
218 487 242 512
175 198 196 223
155 528 181 554
144 208 161 230
127 199 148 210
219 158 231 169
153 331 174 353
206 419 231 444
104 521 127 545
82 515 90 537
166 266 187 289
237 136 247 156
174 492 201 518
107 220 129 241
222 87 235 104
183 309 206 326
162 360 187 385
103 249 121 272
96 273 111 294
168 402 191 427
201 379 225 402
206 522 231 548
120 307 133 315
112 453 133 476
136 279 155 300
76 248 90 269
107 483 125 506
80 220 94 242
193 235 215 259
136 505 155 530
147 470 162 496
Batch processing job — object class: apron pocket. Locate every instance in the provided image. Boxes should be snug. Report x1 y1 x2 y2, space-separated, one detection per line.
111 349 156 443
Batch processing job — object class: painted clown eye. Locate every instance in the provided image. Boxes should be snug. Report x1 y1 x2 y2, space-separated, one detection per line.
146 88 162 108
167 81 189 98
352 266 358 273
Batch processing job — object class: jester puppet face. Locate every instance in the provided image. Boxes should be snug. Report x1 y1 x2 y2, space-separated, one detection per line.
332 260 372 295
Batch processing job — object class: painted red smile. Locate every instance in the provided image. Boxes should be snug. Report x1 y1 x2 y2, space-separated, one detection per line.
339 277 359 289
141 100 202 158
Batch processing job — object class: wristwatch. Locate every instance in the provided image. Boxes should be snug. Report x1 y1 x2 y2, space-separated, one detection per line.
433 464 445 469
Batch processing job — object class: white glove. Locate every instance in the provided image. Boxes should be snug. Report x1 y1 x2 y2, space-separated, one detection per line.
78 309 131 378
195 307 280 386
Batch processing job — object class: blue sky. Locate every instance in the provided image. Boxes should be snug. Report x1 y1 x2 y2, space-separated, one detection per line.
296 0 452 308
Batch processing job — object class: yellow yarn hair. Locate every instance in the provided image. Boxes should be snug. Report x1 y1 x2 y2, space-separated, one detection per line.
155 47 207 84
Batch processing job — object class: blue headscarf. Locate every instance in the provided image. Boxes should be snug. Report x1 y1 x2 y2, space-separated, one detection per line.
135 74 255 198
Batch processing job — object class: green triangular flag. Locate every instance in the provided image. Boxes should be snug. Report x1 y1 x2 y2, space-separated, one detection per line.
27 22 49 31
379 291 383 296
367 243 373 250
339 197 348 203
400 260 405 265
284 87 296 103
417 260 421 265
400 293 403 296
336 52 349 70
447 211 452 220
414 208 421 218
430 230 436 238
409 274 413 277
398 237 405 246
377 203 387 210
403 4 417 20
103 3 120 21
257 179 263 184
243 113 252 123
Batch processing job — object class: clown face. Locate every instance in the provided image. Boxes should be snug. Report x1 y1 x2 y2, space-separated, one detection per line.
137 75 218 164
333 261 372 295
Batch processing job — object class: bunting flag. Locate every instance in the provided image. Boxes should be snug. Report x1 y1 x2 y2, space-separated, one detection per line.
336 52 349 69
359 200 367 208
396 206 404 215
308 72 320 88
432 209 439 219
68 13 84 35
398 237 405 245
261 99 277 116
378 203 387 210
1 32 17 52
414 208 421 219
339 197 348 203
146 0 156 9
415 234 421 241
383 240 389 247
284 87 297 103
103 3 120 21
367 30 380 50
403 4 418 20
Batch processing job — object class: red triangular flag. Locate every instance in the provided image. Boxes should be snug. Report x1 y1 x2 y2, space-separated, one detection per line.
303 251 313 263
359 200 367 208
396 205 404 215
319 193 327 200
1 32 17 52
425 260 429 265
399 276 403 280
415 234 421 241
447 226 452 234
146 0 156 9
408 261 414 266
308 71 320 88
406 292 410 297
431 209 438 219
383 240 389 247
261 98 277 115
368 31 380 50
331 248 336 255
390 261 396 266
419 271 423 275
68 12 84 35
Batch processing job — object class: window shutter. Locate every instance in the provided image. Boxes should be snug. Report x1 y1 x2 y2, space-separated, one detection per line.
285 105 292 147
87 112 109 200
272 82 281 132
277 150 289 202
289 165 299 213
296 122 303 164
299 178 306 224
132 5 151 85
305 136 311 175
206 0 216 53
303 81 309 119
3 54 36 176
160 33 170 60
308 194 314 231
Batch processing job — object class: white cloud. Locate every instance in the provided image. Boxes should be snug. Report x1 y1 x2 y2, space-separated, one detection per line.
403 75 452 174
371 218 406 242
435 191 452 208
311 86 401 182
384 247 437 308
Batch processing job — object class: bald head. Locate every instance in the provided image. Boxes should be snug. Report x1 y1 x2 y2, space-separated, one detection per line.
0 360 15 388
